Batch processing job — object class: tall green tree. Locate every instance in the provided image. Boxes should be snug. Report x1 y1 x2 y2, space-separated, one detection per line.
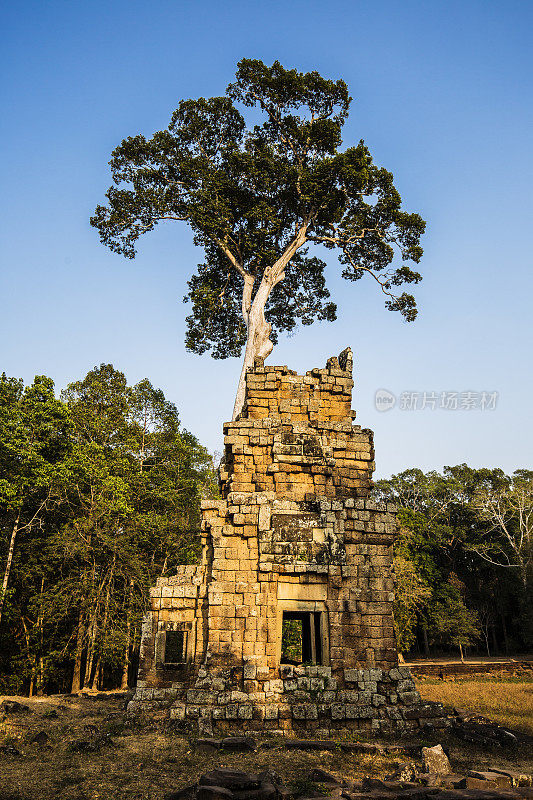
92 59 425 418
57 367 135 691
0 374 71 626
393 553 431 655
426 574 480 661
473 471 533 645
53 365 214 692
0 366 215 694
375 465 531 656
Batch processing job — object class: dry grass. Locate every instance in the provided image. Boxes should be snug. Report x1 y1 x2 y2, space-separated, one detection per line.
418 678 533 736
1 686 532 800
0 694 404 800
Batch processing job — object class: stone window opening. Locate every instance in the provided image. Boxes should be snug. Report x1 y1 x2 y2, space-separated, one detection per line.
281 611 323 665
164 630 187 665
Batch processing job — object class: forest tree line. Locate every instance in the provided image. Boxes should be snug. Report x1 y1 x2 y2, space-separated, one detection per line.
1 366 532 697
0 365 216 696
374 466 533 659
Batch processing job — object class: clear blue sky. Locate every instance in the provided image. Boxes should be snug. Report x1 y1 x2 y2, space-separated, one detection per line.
1 0 532 477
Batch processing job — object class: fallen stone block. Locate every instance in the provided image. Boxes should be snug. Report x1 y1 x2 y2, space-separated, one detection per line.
199 770 262 791
233 785 276 800
487 768 533 787
285 739 337 751
309 769 341 784
467 771 512 788
197 787 234 800
220 736 257 752
1 700 30 714
30 730 49 747
195 738 222 752
0 745 22 756
165 784 198 800
421 744 452 775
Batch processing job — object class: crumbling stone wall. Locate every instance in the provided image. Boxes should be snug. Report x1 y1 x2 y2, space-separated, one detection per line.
128 350 446 735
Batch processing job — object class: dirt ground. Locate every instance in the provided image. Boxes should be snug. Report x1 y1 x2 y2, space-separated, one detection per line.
0 689 532 800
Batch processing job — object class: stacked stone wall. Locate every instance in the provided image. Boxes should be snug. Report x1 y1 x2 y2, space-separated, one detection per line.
129 349 448 735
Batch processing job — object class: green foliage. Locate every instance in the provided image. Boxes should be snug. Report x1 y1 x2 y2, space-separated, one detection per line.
426 574 480 654
0 373 71 511
92 59 425 362
281 617 303 663
375 464 533 657
393 555 431 653
0 366 216 694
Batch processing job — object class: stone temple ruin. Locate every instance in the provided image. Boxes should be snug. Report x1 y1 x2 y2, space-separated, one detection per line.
129 349 443 735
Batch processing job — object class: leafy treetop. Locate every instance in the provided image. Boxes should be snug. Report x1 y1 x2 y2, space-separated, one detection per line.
92 59 425 416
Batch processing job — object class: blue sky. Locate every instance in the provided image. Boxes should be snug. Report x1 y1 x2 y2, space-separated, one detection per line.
1 0 532 476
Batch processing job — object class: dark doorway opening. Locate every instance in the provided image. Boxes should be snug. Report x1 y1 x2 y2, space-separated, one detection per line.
164 630 187 664
281 611 323 665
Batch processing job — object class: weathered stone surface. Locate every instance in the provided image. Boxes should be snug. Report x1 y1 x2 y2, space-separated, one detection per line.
197 787 234 800
309 769 340 784
233 786 277 800
487 768 533 787
0 745 22 756
220 737 257 752
453 715 519 747
467 770 512 787
30 730 49 747
199 770 261 790
165 785 200 800
195 738 222 752
130 350 447 734
168 767 531 800
421 744 452 775
285 739 338 751
1 700 30 714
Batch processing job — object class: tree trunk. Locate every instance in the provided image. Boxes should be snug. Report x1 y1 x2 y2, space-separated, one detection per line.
500 612 509 655
232 282 275 419
71 607 85 693
226 225 308 420
29 664 36 697
82 565 98 689
121 628 131 690
421 622 430 656
91 659 101 691
459 643 464 662
38 657 44 696
0 510 21 626
120 580 133 690
92 573 112 691
37 576 45 695
491 624 498 656
83 613 98 690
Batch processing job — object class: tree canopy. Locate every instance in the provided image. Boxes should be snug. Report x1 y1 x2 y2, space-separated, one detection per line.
374 465 533 657
92 59 425 417
1 370 531 693
0 366 215 695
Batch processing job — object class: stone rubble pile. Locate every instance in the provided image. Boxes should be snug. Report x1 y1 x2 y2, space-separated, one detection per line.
165 761 533 800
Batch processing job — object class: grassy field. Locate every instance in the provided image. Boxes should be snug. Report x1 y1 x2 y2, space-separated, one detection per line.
1 685 532 800
418 677 533 736
0 694 406 800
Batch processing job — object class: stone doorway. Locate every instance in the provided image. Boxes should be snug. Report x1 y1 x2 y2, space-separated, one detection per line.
281 611 324 665
277 602 329 667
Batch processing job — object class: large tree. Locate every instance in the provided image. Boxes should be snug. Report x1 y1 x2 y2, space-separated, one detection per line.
92 59 425 418
55 365 214 692
0 374 71 627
